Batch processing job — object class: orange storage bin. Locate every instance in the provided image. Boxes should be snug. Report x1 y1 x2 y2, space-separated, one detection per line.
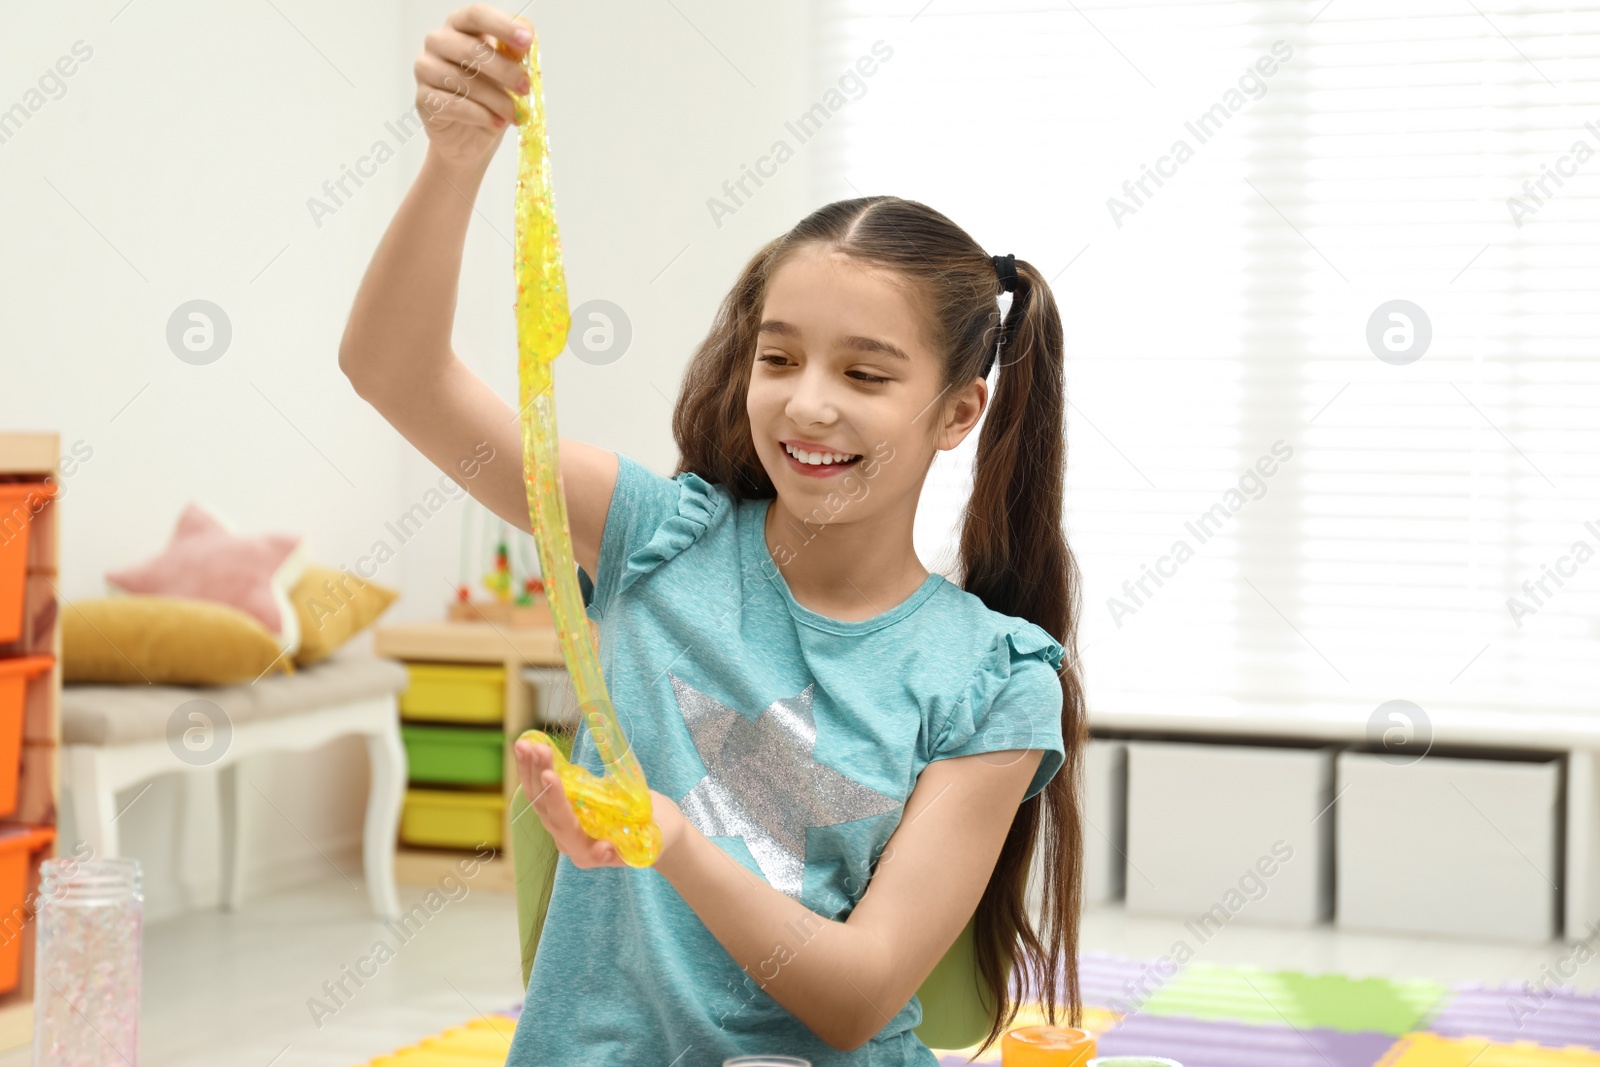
0 482 56 644
0 825 55 995
0 656 52 818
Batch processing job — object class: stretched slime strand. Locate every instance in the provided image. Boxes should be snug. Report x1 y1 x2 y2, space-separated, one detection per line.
503 26 661 867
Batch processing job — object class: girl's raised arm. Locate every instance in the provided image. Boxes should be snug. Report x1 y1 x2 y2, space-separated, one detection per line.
338 4 615 579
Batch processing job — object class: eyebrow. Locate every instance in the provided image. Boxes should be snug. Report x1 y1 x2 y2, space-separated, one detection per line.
757 320 911 364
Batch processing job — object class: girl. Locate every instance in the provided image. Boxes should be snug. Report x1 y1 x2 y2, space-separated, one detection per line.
340 7 1086 1063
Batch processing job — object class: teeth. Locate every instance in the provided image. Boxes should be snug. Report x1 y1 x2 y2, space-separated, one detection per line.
784 442 858 466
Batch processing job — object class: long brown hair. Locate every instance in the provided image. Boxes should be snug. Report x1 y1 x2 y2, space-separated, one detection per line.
671 196 1086 1054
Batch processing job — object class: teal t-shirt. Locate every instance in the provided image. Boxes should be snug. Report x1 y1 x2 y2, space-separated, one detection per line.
506 452 1067 1066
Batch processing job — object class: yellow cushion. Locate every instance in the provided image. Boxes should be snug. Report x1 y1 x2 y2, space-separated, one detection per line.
290 564 398 666
63 596 293 685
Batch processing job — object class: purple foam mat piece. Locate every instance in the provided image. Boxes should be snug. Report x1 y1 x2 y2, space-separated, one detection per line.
1428 982 1600 1050
1079 952 1161 1009
1094 1014 1398 1067
497 1000 523 1020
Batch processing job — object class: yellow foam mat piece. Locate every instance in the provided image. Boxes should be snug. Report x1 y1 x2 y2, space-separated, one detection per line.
930 1005 1122 1062
1377 1033 1600 1067
364 1005 1123 1065
367 1055 498 1067
364 1017 516 1065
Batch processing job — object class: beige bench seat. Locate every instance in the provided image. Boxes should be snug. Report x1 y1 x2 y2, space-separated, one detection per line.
61 649 407 918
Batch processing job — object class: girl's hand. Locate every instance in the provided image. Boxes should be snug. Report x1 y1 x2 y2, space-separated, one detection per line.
514 738 687 869
413 4 531 173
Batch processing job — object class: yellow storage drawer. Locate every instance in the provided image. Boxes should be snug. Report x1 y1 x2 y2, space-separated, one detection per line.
399 663 505 724
401 788 505 849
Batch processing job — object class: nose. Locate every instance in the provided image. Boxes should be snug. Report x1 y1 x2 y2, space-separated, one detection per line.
783 363 839 429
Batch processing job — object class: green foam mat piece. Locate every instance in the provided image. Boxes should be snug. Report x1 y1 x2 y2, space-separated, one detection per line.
1139 961 1446 1036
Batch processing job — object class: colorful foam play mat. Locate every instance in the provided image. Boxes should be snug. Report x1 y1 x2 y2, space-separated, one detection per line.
356 952 1600 1065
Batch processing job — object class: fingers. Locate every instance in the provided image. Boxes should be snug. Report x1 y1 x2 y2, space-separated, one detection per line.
432 23 528 95
518 741 622 868
512 738 542 804
415 52 515 128
447 3 531 55
416 5 533 132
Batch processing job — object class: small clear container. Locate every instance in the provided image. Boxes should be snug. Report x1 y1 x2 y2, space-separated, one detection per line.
32 858 142 1066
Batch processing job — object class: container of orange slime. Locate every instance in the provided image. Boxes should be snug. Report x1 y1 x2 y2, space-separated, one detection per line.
1001 1025 1096 1066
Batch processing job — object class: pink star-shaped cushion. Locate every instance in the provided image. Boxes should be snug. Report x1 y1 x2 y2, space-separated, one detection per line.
106 502 307 655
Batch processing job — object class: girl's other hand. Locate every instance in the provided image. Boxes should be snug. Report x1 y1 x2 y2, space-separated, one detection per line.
413 4 532 172
514 738 687 869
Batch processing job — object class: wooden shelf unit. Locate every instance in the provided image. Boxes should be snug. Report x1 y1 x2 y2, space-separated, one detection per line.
0 432 64 1050
373 620 581 891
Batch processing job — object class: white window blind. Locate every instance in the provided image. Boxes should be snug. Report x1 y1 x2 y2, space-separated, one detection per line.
819 0 1600 723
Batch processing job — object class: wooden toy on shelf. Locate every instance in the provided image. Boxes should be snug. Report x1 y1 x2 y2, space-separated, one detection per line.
449 505 553 629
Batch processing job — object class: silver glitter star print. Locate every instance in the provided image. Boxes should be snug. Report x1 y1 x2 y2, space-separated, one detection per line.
670 675 904 900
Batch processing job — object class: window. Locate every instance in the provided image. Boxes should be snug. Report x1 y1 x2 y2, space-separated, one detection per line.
823 0 1600 722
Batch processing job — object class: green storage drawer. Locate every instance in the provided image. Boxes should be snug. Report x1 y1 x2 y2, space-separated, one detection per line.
401 724 505 786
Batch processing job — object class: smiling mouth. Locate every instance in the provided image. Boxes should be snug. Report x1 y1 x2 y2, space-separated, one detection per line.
781 441 862 470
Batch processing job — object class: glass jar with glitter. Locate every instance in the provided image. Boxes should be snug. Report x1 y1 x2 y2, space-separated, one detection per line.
32 857 142 1066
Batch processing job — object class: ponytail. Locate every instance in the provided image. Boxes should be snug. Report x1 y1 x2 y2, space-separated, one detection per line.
958 258 1087 1052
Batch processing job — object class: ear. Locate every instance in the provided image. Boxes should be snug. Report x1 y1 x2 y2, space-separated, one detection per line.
936 376 987 452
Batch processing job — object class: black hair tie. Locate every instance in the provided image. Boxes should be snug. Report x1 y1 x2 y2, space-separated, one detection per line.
982 254 1019 377
992 253 1018 293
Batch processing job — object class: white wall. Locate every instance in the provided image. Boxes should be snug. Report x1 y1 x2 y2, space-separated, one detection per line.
2 0 813 921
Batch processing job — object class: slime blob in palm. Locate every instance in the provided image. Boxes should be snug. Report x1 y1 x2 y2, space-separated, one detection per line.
503 26 661 867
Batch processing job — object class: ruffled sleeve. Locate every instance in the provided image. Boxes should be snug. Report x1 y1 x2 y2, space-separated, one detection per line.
582 452 725 621
930 621 1068 802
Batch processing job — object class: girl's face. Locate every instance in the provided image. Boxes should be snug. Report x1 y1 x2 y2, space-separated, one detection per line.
746 244 984 524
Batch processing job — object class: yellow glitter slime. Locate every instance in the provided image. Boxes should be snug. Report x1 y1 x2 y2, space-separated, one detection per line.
505 26 661 867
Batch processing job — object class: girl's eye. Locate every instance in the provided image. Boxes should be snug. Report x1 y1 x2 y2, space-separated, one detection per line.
756 354 886 384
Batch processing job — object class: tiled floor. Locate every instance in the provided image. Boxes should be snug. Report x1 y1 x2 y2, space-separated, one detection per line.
4 876 1593 1065
4 875 526 1067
